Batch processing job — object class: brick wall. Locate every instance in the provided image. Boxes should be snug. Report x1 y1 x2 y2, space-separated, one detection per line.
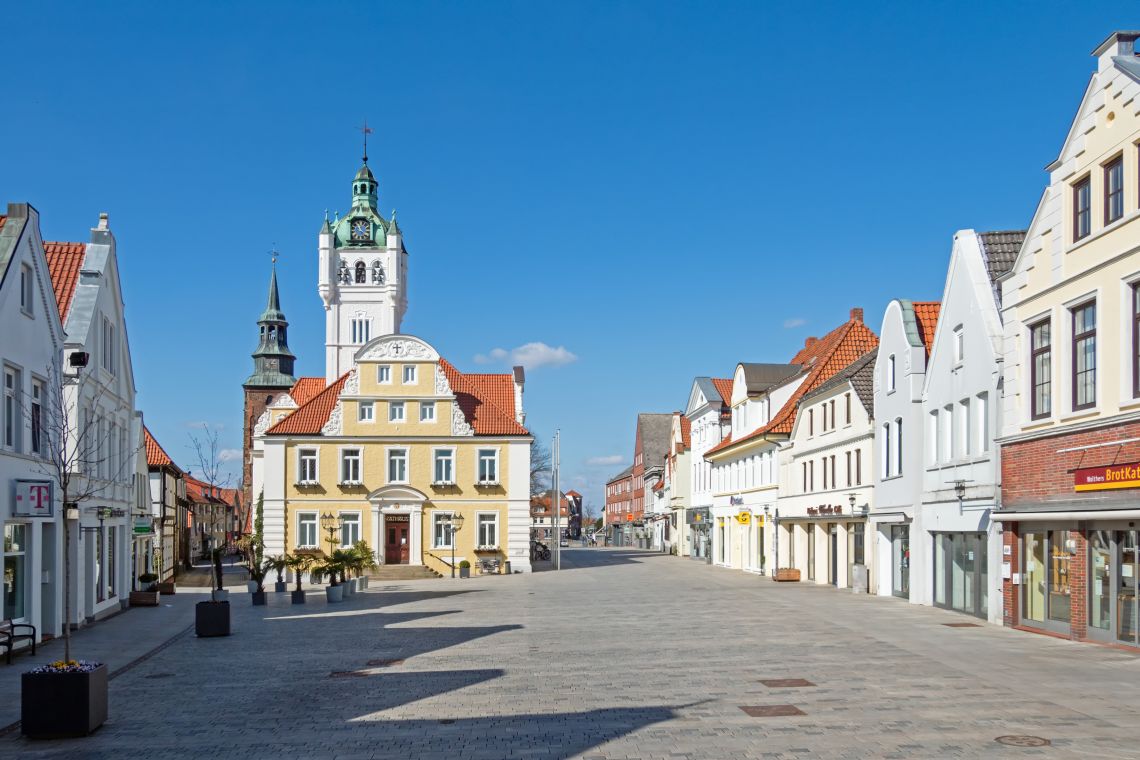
1002 419 1140 506
242 387 284 511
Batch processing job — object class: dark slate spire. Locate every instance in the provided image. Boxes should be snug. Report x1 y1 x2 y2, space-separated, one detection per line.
243 261 296 389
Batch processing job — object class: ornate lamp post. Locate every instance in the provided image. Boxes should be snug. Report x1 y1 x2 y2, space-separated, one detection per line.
449 513 465 578
320 512 343 553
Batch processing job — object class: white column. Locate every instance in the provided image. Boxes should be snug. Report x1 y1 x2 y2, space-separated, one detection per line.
409 504 423 565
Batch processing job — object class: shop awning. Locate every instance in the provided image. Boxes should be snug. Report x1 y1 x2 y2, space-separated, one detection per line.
868 512 911 524
992 509 1140 522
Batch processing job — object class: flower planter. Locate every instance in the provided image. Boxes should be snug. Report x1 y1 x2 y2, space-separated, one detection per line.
274 581 288 593
129 590 160 607
325 585 343 603
211 589 229 602
342 580 356 598
195 601 231 637
157 581 176 595
291 590 306 605
774 568 801 582
459 567 471 579
359 576 370 589
21 662 108 739
251 591 267 606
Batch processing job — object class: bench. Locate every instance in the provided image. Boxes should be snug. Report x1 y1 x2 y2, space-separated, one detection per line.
0 619 36 664
477 558 501 575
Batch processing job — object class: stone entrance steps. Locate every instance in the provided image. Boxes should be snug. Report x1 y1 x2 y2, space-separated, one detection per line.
366 565 442 581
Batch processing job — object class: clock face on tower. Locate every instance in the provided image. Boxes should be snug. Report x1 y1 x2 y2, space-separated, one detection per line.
351 219 370 241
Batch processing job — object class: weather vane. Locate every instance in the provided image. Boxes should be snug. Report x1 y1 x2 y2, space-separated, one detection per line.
269 244 279 265
360 119 373 164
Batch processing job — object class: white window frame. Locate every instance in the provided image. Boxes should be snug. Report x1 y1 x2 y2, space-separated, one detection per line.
351 317 371 345
3 365 20 452
20 264 33 316
377 364 392 384
420 401 436 423
340 511 362 547
477 448 500 485
389 400 405 423
102 316 116 375
476 511 499 549
297 512 319 548
30 377 44 456
886 354 896 393
387 447 409 484
339 447 363 485
402 365 417 384
953 325 964 365
297 447 319 484
358 401 374 423
432 511 455 549
433 447 456 485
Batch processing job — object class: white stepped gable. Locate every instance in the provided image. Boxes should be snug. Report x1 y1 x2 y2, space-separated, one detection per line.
355 335 439 362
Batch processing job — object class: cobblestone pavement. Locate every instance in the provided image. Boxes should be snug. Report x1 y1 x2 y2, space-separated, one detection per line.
7 548 1140 758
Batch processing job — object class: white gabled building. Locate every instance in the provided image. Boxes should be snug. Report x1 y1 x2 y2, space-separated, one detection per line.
777 350 877 590
683 377 731 560
920 230 1022 623
661 411 691 556
870 300 940 602
0 203 66 642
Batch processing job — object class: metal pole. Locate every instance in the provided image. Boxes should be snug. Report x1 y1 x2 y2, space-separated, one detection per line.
552 430 560 571
450 522 456 579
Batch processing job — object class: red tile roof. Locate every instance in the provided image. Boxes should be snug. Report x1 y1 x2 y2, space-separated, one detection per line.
441 359 529 436
680 414 691 450
711 378 733 405
705 315 879 456
912 301 941 357
184 474 239 507
43 241 86 322
143 426 181 472
652 480 664 492
266 373 349 435
0 216 6 232
289 377 326 406
266 360 529 438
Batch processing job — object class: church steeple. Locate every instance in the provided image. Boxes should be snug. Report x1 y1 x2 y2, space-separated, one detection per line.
243 261 296 389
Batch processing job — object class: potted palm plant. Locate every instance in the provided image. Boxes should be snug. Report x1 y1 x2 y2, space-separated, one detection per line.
267 554 288 592
248 559 271 606
353 541 376 589
286 553 313 604
330 549 356 596
320 555 344 603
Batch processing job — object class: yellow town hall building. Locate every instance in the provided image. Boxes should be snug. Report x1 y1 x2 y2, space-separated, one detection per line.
246 156 533 574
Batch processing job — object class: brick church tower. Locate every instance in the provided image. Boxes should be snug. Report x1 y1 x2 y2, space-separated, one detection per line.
242 262 296 509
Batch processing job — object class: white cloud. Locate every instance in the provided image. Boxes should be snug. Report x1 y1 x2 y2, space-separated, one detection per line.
783 318 806 329
474 342 577 371
586 455 625 466
218 448 243 463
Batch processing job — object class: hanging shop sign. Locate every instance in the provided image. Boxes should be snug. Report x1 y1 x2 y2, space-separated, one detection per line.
736 511 751 525
133 518 154 535
687 508 710 525
13 480 54 517
1075 462 1140 492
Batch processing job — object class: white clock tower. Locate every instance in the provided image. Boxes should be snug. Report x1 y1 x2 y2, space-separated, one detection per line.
318 155 408 382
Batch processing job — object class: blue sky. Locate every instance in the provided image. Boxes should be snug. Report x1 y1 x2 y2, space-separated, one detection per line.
2 2 1134 511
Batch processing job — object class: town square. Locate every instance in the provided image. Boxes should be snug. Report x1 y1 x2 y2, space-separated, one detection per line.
5 2 1140 757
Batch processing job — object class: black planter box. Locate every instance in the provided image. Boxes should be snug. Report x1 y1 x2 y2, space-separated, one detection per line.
22 663 108 738
195 601 231 637
291 590 305 604
274 581 287 593
251 591 267 606
459 567 470 579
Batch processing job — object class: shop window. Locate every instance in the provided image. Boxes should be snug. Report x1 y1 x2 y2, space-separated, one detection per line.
3 524 27 619
806 523 815 581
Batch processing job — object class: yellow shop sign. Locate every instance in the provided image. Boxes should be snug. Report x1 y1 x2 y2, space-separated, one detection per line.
736 511 751 525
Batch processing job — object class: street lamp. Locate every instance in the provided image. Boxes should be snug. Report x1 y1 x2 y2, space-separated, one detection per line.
449 513 465 578
321 512 343 553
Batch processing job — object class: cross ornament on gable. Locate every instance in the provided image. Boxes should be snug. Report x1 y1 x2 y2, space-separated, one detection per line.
360 119 373 164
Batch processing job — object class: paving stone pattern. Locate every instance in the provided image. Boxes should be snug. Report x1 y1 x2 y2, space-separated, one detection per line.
6 548 1140 758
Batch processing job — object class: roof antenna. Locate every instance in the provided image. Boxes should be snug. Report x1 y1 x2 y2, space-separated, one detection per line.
359 119 373 164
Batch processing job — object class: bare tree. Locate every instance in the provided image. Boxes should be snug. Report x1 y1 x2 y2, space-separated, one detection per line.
530 437 552 495
187 424 234 560
30 362 136 662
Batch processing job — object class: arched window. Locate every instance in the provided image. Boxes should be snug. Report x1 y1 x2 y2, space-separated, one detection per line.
354 261 366 283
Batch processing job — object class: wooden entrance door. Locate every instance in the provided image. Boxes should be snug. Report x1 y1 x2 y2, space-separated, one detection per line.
385 519 410 564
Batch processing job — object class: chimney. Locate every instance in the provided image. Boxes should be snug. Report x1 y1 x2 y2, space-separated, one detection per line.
512 365 526 425
850 307 863 323
1093 31 1140 73
804 336 819 350
97 212 109 231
